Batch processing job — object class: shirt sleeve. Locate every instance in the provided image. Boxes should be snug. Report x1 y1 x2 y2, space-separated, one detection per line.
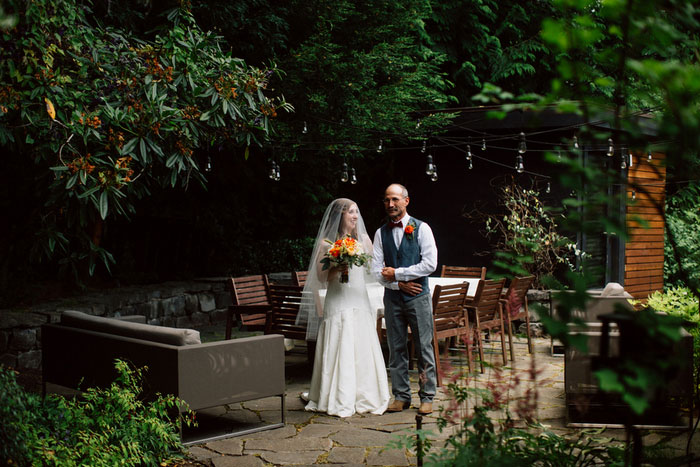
372 228 399 290
394 222 438 282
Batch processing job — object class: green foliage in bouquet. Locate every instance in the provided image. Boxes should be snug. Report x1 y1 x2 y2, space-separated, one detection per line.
0 360 194 466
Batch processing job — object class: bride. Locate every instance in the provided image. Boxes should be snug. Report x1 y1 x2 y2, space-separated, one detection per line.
298 198 390 417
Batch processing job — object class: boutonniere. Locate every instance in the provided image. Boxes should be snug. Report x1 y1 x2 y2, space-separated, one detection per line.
404 221 416 240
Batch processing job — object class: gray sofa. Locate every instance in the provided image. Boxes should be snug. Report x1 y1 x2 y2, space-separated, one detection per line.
42 310 286 443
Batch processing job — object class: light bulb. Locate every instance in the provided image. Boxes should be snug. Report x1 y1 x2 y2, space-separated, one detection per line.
377 139 383 153
518 132 527 154
302 121 308 134
268 161 277 179
516 155 524 173
573 136 579 150
647 150 653 161
416 119 421 129
206 155 212 172
631 189 636 200
557 150 562 162
274 162 281 181
350 167 357 184
628 150 634 168
341 162 349 183
481 138 486 151
468 158 473 170
620 148 627 169
467 145 473 160
425 154 435 175
421 139 427 153
546 181 551 193
430 164 438 182
607 138 614 157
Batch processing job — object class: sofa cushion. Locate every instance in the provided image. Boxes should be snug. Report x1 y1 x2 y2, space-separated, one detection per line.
61 310 201 346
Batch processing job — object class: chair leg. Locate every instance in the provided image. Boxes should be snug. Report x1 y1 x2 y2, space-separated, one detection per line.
476 328 485 374
225 308 233 340
463 331 473 374
507 316 515 361
433 331 442 387
525 300 533 354
499 325 508 365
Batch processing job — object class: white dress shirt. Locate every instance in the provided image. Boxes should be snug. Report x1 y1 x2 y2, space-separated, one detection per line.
372 214 438 290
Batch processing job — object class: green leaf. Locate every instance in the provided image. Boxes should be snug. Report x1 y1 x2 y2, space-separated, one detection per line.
99 191 108 219
139 138 147 161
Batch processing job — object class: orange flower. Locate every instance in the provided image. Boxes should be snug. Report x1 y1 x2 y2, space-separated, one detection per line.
404 225 414 235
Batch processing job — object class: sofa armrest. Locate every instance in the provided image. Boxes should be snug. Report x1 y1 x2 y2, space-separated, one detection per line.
177 334 286 411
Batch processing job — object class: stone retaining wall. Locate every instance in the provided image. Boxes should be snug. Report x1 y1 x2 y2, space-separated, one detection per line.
0 276 244 371
1 275 549 371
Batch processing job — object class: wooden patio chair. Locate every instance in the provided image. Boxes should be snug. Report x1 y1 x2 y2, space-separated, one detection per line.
465 278 508 373
441 265 487 280
226 274 271 339
264 284 315 362
292 270 308 287
501 275 536 361
431 282 472 386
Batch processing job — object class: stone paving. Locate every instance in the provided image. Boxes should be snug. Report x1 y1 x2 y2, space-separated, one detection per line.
184 335 696 466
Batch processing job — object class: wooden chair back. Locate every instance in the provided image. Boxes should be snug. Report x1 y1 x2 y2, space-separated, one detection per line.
432 282 471 385
225 274 271 338
467 278 508 372
441 265 487 280
293 270 308 287
502 275 536 360
229 274 271 307
265 284 307 341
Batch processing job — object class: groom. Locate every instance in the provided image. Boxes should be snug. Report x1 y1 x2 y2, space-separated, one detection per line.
372 183 438 415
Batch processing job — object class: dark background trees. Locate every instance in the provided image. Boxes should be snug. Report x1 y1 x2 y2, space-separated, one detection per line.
1 0 698 307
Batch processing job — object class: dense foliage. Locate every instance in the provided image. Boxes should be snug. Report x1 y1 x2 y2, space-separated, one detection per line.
0 361 192 466
0 0 290 291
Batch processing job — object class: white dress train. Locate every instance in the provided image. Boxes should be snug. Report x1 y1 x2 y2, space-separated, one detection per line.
305 266 390 417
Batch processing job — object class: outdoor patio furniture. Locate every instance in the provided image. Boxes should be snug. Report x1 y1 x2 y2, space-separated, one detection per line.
466 278 508 373
42 310 286 444
501 275 536 361
293 270 308 287
431 282 472 386
441 265 487 280
226 274 272 338
264 284 315 362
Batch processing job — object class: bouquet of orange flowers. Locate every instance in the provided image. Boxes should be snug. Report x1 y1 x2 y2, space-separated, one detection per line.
320 235 372 283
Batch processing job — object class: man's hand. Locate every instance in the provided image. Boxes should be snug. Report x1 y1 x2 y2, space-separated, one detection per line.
398 281 422 296
381 267 396 282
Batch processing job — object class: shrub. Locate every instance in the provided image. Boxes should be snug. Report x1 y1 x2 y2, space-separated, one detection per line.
0 360 194 466
646 286 700 381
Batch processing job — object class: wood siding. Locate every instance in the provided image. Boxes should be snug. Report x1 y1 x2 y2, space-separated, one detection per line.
625 152 666 299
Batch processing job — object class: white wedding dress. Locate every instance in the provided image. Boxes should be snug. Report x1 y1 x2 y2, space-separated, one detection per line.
305 266 390 417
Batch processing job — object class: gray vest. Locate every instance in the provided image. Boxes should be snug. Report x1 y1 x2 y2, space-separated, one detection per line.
381 218 429 302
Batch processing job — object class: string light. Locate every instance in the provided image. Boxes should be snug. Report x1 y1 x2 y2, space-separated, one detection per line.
518 132 527 154
573 135 579 150
430 164 438 182
648 150 653 161
607 138 614 157
620 147 627 169
468 158 473 170
302 121 308 134
481 138 486 151
629 149 634 168
416 119 422 130
516 154 525 173
341 161 349 183
377 139 383 153
546 181 551 193
425 154 435 175
268 159 277 180
466 144 473 161
205 155 212 172
274 161 280 181
631 189 636 200
421 139 427 153
557 150 562 162
350 167 357 184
